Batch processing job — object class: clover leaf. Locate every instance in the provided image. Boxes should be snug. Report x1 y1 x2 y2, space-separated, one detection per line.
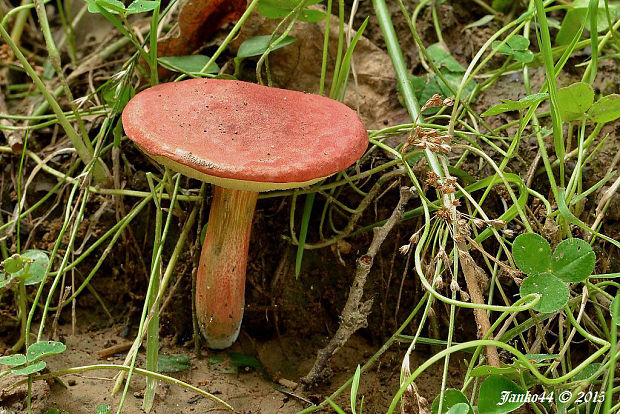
492 35 534 63
512 233 596 314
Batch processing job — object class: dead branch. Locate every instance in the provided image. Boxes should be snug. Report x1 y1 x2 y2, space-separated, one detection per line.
301 186 415 387
456 242 500 367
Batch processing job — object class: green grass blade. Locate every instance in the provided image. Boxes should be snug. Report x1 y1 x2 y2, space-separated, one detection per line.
534 0 565 187
295 193 316 277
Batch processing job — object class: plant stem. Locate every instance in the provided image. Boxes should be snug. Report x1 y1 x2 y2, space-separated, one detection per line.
0 25 108 182
196 187 258 349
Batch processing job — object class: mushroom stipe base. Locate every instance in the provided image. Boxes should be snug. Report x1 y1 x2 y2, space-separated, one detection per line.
196 187 258 349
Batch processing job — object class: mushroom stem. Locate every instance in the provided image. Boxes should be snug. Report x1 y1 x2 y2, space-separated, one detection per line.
196 186 258 349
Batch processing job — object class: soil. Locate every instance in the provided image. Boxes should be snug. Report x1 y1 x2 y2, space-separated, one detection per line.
1 0 619 413
0 321 468 413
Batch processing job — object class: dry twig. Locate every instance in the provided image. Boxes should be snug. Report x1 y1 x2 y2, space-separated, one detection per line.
301 186 415 387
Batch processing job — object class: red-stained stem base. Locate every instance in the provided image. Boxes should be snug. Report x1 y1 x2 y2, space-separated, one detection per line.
196 186 258 349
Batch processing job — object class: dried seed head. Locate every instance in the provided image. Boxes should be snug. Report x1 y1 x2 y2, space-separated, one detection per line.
399 244 411 255
420 93 445 112
441 184 456 194
434 275 444 289
487 219 506 228
502 229 515 237
473 218 485 228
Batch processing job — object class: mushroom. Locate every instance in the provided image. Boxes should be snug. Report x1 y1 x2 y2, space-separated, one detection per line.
122 79 368 349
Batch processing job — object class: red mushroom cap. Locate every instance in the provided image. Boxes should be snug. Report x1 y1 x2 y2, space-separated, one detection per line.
122 79 368 191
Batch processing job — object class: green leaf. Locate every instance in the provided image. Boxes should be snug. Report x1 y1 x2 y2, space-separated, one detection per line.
0 273 12 289
463 14 495 30
573 363 602 381
520 273 569 313
102 83 135 113
431 389 473 414
257 0 325 21
437 72 476 100
11 250 50 286
492 0 513 12
470 365 518 377
481 93 548 117
125 0 159 14
236 35 297 59
86 0 125 14
611 293 620 326
447 403 472 414
492 35 534 63
478 375 526 413
351 365 361 414
0 354 27 366
507 35 530 51
158 55 220 75
209 353 261 374
427 43 465 73
521 353 559 363
412 73 475 114
229 352 260 368
326 397 347 414
587 94 620 124
157 354 190 373
209 355 236 374
510 50 534 63
96 405 112 414
557 3 618 45
298 8 326 22
557 82 594 122
11 360 46 375
512 233 551 275
295 193 315 277
3 254 27 274
257 2 290 18
551 238 596 282
26 340 67 362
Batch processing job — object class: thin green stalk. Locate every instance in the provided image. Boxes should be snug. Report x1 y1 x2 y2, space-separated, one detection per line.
46 194 153 310
198 0 260 74
9 0 31 44
388 337 610 413
372 0 444 179
37 186 90 340
0 25 106 181
24 182 80 347
604 311 618 413
148 1 160 86
142 172 165 412
585 0 599 84
438 228 456 414
328 0 345 99
534 0 565 186
32 0 109 182
318 0 332 95
116 174 181 412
